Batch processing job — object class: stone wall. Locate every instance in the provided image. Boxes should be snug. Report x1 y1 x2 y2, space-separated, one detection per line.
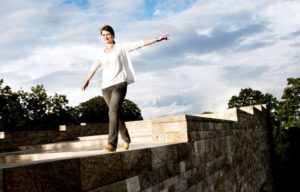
0 123 108 152
0 105 273 191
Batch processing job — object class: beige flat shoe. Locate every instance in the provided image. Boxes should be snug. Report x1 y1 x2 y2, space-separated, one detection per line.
122 143 130 150
103 145 116 152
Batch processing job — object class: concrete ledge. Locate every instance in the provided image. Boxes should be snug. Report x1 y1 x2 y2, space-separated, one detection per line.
0 123 109 152
199 108 238 121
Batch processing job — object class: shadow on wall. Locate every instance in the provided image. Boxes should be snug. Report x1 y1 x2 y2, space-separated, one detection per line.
276 128 300 192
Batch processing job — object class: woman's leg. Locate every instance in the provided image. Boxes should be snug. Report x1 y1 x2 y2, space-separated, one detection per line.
102 82 130 148
119 120 131 144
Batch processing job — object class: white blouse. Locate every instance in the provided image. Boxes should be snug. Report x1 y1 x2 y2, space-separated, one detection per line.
90 41 145 89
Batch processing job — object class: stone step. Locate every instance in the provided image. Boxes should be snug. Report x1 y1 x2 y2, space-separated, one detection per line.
0 130 153 161
0 142 165 166
0 133 153 164
125 121 152 133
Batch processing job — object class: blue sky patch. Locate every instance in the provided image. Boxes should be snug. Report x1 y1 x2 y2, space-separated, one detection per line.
64 0 89 9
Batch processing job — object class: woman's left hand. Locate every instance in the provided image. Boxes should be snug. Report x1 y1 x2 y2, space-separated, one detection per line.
157 34 170 42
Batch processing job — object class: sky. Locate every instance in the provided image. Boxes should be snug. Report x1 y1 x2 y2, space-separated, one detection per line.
1 0 300 119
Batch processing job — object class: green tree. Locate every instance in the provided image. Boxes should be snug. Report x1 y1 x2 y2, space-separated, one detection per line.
45 93 73 128
75 96 143 123
19 85 72 130
275 78 300 191
227 83 300 191
76 96 109 123
272 78 300 159
18 85 49 129
228 88 278 111
277 78 300 129
0 80 27 131
228 88 280 153
121 99 143 121
228 88 280 148
0 81 73 131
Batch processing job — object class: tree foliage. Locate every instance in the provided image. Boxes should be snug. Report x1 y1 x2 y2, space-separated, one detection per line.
228 88 278 111
228 87 284 156
0 79 144 131
121 99 143 121
269 78 300 160
227 79 300 190
277 78 300 129
76 96 109 123
75 96 143 123
0 80 72 131
0 80 27 130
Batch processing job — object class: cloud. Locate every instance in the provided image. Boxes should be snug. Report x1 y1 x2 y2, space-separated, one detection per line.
1 0 300 119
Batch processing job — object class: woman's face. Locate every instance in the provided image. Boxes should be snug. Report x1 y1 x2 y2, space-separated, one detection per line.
101 30 114 44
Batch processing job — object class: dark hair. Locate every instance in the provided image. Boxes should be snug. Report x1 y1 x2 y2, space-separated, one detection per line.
100 25 115 43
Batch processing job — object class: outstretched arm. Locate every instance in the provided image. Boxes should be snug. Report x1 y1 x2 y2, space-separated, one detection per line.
81 70 96 91
143 34 170 46
126 35 170 51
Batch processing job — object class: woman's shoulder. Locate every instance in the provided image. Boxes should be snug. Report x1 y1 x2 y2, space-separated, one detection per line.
117 42 127 47
115 42 129 51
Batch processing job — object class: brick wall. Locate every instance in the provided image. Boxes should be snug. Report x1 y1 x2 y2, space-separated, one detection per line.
0 105 273 191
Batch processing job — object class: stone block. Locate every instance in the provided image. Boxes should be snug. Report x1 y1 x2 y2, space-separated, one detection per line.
3 159 81 192
142 182 165 192
165 132 188 143
180 161 186 173
194 140 206 156
152 115 187 123
152 119 188 144
90 180 127 192
186 122 196 131
152 124 165 135
126 176 140 192
188 122 210 131
199 108 238 121
151 145 178 169
215 123 223 130
188 131 199 141
152 134 165 144
198 131 209 140
208 123 215 130
201 123 210 131
204 139 212 153
190 156 201 168
163 122 187 132
177 142 195 162
173 179 188 192
182 158 196 171
80 153 122 191
0 132 4 139
121 149 152 178
152 125 165 144
161 175 178 189
139 169 161 190
59 125 66 131
178 169 196 187
159 163 180 181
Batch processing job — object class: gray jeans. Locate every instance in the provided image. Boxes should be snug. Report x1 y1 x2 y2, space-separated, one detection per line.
102 82 131 148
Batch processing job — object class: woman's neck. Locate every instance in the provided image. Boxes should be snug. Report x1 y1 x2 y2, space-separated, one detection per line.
104 43 115 53
105 43 115 49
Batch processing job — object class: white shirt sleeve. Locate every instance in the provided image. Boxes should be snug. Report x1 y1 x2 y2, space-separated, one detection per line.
124 41 145 52
90 52 102 71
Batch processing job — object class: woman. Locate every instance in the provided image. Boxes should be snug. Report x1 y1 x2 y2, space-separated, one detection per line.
82 25 169 152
